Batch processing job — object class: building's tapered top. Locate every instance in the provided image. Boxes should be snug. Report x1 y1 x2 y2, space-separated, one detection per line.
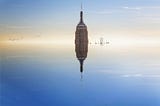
77 11 86 27
80 11 83 23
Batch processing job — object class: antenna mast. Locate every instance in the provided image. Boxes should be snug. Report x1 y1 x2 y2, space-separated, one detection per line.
81 2 83 11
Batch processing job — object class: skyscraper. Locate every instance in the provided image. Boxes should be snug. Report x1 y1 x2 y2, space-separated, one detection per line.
75 9 88 73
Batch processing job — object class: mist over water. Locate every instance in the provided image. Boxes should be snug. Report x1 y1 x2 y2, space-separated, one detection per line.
1 44 160 106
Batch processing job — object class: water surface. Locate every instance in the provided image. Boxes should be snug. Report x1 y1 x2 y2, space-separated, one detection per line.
1 44 160 106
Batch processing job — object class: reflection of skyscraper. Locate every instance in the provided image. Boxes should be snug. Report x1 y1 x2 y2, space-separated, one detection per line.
75 9 88 73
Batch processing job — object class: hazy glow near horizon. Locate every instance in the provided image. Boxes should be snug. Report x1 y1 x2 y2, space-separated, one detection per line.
1 37 160 48
0 0 160 46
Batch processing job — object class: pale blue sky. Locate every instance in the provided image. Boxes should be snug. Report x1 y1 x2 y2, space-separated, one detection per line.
0 0 160 43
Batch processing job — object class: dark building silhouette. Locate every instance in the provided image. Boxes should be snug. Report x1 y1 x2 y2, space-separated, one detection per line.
75 10 88 73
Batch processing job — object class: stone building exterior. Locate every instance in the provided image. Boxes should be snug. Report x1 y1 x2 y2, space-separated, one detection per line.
75 10 88 73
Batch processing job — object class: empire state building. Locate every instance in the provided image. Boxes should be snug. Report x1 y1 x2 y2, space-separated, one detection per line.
75 10 88 73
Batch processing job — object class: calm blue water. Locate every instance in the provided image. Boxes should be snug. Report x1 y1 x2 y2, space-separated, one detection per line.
1 44 160 106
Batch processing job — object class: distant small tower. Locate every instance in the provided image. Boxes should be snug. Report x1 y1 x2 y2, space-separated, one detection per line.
100 37 104 46
75 7 88 73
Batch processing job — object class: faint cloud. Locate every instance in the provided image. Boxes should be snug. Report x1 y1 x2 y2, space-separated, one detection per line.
121 74 160 78
123 6 160 10
5 25 33 29
6 56 41 60
121 74 142 77
143 6 160 9
123 7 141 10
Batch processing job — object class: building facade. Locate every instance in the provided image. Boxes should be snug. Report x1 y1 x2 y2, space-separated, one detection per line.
75 10 88 73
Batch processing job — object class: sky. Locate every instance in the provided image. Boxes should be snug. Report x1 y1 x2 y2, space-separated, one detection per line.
0 0 160 45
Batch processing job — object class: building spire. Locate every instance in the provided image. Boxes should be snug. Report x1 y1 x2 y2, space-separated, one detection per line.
81 2 83 11
80 72 83 81
80 11 83 23
80 59 84 73
80 2 84 23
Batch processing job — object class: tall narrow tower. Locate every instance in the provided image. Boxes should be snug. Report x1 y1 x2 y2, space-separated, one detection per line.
75 8 88 73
